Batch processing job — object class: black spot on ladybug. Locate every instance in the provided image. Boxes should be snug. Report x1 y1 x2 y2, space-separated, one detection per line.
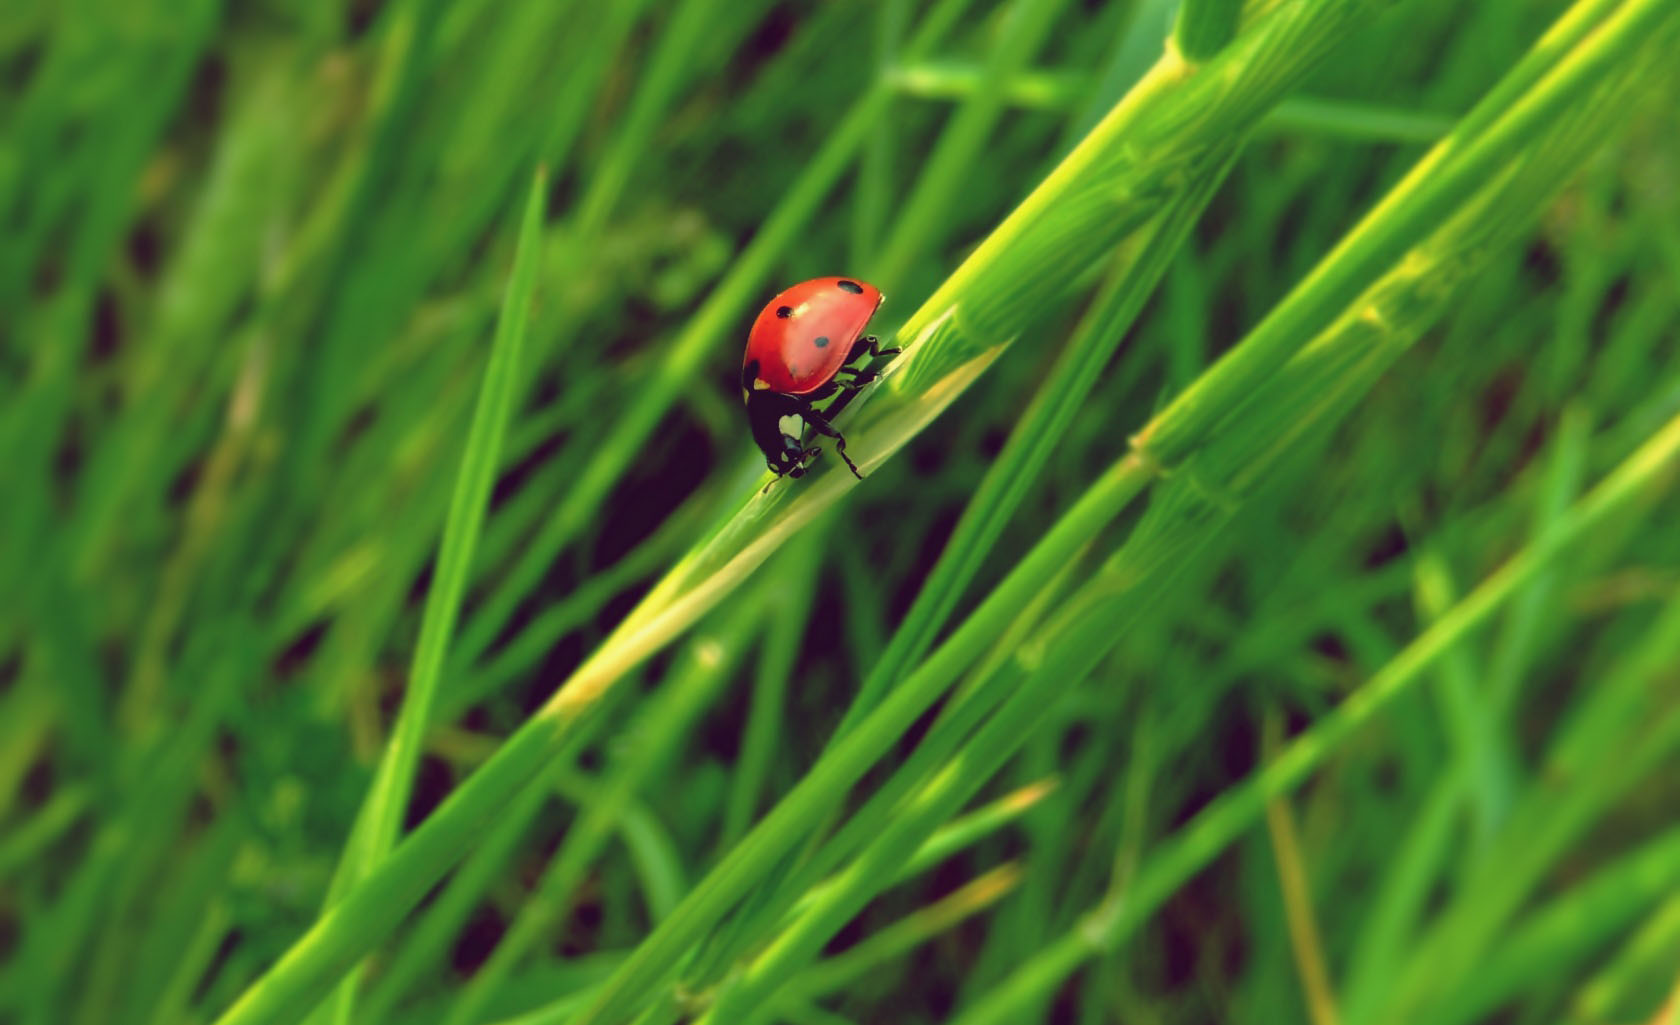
837 280 863 294
813 335 830 348
776 305 794 318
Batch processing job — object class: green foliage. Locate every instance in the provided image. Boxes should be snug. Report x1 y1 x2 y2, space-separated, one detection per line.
3 2 1679 1025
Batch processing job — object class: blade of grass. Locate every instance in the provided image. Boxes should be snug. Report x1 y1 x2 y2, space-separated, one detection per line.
790 862 1025 1000
286 165 545 1025
1411 546 1514 841
868 0 1072 290
851 0 906 265
1337 773 1462 1023
348 161 544 876
1485 403 1592 711
439 590 768 1025
1132 0 1646 466
720 531 821 847
1261 710 1341 1025
1440 825 1680 1025
834 145 1240 740
1574 895 1680 1023
1174 0 1242 61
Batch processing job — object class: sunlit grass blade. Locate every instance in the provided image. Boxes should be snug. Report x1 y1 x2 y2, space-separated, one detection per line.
1573 895 1680 1023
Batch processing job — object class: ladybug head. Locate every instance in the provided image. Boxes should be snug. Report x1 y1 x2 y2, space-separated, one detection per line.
744 387 811 479
769 435 808 478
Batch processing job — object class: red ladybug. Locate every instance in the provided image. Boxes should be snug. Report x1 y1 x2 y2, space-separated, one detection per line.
741 276 899 480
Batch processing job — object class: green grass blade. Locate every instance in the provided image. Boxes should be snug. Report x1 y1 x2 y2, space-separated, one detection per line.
1174 0 1242 61
835 146 1239 739
212 165 548 1025
439 593 767 1025
1134 0 1652 465
341 163 546 881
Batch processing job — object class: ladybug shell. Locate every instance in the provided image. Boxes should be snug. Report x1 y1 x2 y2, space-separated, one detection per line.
743 276 883 396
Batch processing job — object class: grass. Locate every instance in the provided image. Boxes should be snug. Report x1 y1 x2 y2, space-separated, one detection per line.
4 1 1680 1024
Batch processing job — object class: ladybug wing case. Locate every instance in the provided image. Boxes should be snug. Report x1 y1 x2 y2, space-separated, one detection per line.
743 277 883 395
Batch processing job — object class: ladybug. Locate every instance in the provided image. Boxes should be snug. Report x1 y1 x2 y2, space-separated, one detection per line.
741 276 899 480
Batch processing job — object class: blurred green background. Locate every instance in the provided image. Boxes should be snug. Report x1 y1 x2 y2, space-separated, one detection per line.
4 0 1680 1023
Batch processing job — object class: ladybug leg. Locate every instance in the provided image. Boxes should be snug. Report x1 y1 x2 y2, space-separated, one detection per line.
834 365 880 391
824 336 903 415
791 400 863 479
844 334 902 367
813 368 877 422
